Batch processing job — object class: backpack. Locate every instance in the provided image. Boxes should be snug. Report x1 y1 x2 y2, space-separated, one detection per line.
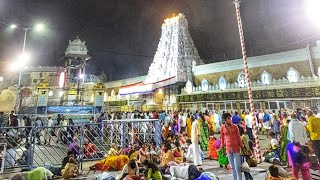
263 114 271 123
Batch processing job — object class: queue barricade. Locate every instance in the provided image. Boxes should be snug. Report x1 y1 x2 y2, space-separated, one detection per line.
0 119 162 174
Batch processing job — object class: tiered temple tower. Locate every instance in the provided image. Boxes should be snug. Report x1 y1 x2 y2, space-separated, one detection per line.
62 37 91 105
144 13 203 84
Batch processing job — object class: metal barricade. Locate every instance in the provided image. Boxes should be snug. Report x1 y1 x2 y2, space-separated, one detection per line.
0 119 162 173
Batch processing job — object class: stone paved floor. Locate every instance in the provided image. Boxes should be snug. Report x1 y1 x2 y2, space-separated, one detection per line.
0 134 276 179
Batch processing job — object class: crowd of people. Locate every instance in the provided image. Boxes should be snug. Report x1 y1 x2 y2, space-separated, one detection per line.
2 107 320 180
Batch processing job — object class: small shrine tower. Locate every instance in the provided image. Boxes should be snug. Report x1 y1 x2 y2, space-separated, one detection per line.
63 36 91 105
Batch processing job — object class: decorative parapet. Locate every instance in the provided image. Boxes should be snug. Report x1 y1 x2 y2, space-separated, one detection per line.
65 36 88 56
181 74 320 95
178 86 320 102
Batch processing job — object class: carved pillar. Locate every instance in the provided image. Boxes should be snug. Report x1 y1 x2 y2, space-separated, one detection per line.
236 102 240 113
306 44 315 76
292 101 297 111
262 101 266 111
301 100 306 108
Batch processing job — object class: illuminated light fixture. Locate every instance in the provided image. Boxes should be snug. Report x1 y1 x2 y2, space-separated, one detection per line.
79 73 84 79
104 91 107 102
10 24 17 29
306 0 320 27
48 91 53 97
58 91 64 97
59 72 65 88
90 93 94 102
35 23 45 31
158 88 163 94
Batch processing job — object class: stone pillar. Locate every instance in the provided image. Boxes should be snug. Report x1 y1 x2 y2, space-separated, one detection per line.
306 44 315 76
292 101 297 111
262 101 266 111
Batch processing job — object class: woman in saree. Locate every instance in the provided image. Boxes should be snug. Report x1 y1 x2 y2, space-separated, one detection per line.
160 143 174 167
199 112 209 151
204 110 214 134
280 119 291 163
173 141 184 164
186 113 192 138
90 154 130 172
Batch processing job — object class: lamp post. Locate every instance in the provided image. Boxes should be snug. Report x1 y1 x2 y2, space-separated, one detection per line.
233 0 261 163
1 22 45 112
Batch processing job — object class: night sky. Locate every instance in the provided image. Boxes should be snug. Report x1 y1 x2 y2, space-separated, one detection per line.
0 0 318 81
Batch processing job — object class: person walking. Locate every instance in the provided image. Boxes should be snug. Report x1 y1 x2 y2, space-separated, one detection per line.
244 112 254 143
221 113 244 180
25 117 32 143
307 109 320 160
191 115 202 166
272 114 281 140
35 117 43 145
45 116 54 145
288 113 308 145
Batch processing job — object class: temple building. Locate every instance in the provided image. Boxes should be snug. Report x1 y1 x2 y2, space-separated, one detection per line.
105 13 320 113
1 13 319 114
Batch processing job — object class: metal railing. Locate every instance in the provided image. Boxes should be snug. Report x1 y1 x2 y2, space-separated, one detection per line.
0 119 162 173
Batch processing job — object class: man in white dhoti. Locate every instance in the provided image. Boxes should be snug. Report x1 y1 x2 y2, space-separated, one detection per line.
191 115 202 166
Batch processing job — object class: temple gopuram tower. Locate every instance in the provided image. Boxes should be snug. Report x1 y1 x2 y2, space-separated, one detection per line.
62 37 91 105
144 13 203 110
145 13 203 84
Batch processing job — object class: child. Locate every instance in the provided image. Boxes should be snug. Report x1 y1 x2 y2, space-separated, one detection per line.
218 147 228 168
215 137 221 150
272 115 281 140
264 132 280 163
266 165 295 180
139 143 150 163
208 135 218 160
309 155 320 180
61 157 79 180
265 159 289 179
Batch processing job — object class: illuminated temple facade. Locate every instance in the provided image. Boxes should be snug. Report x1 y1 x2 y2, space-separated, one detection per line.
1 13 320 114
105 13 320 112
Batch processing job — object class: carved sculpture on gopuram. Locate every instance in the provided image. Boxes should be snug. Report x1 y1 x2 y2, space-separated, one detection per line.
144 13 203 84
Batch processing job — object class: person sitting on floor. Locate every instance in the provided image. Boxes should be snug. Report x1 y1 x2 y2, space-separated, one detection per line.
169 164 202 180
17 143 31 165
185 139 194 162
107 143 120 158
309 155 320 180
61 156 79 179
68 137 80 158
61 151 75 170
265 159 289 180
129 144 140 161
266 165 296 180
264 132 280 163
12 167 55 180
90 154 130 172
149 142 161 164
84 140 101 159
173 141 184 164
143 160 162 180
116 159 139 180
139 142 149 163
160 143 174 167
